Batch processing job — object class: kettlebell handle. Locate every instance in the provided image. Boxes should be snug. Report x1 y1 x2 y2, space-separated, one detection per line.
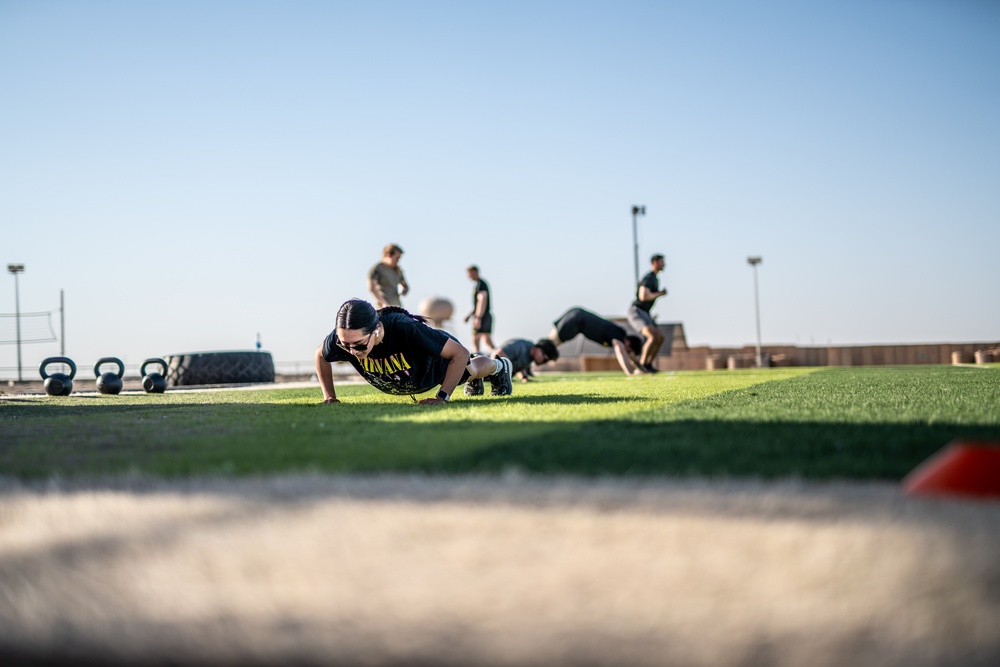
94 357 125 379
141 358 168 377
40 357 77 380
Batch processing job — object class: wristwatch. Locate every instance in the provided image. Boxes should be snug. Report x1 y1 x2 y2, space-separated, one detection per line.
436 390 451 402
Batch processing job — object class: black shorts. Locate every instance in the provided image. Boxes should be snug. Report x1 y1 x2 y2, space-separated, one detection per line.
446 331 473 386
474 313 493 334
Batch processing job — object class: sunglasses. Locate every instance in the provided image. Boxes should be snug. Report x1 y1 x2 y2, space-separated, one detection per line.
338 329 376 352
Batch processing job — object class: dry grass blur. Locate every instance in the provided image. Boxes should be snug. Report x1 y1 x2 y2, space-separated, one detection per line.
2 473 999 666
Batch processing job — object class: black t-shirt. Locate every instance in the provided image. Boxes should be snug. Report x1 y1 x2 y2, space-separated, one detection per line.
632 271 660 312
553 308 626 347
473 278 491 314
322 311 453 395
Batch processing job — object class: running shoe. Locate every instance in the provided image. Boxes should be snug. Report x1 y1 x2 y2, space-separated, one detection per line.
464 378 484 396
489 357 514 396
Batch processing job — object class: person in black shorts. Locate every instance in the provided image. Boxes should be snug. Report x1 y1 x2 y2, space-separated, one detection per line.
463 265 494 353
627 253 668 372
315 299 514 404
549 307 646 376
464 337 559 395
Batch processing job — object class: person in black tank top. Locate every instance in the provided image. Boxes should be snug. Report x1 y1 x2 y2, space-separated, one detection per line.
549 307 646 376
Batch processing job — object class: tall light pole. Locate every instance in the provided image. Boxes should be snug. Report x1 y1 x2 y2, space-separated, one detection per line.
631 205 646 286
7 264 25 381
60 289 65 356
747 256 763 368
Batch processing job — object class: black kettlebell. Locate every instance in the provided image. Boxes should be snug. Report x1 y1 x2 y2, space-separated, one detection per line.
94 357 125 395
141 357 168 394
40 357 77 396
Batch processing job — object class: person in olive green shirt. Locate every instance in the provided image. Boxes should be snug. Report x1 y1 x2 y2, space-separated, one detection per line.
368 243 409 308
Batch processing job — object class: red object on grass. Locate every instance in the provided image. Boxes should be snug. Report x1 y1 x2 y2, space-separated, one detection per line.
902 440 1000 499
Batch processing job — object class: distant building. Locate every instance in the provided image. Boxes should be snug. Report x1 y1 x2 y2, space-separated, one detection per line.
544 316 999 371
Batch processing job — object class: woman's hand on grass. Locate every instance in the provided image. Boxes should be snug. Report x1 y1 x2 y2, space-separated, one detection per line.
417 397 447 406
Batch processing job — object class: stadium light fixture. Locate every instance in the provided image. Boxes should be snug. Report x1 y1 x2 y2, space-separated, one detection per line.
631 205 646 286
7 264 25 381
747 256 763 368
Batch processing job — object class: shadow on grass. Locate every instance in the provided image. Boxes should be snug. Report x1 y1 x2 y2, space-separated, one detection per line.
430 418 1000 479
3 396 999 481
0 391 650 411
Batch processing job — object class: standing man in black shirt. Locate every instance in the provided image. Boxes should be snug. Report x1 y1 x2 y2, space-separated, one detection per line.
463 265 494 353
627 253 667 372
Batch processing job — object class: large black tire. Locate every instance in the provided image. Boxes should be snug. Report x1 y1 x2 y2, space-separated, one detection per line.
165 351 275 386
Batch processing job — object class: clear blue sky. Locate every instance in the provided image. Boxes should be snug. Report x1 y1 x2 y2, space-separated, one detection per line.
2 0 998 378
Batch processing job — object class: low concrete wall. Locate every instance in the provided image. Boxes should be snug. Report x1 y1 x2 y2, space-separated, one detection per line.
542 341 1000 373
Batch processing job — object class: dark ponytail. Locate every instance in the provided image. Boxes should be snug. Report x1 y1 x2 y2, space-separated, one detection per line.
337 299 380 333
336 299 429 334
378 305 429 324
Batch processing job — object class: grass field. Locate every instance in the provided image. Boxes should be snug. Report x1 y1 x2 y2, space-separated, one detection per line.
2 365 999 666
2 366 999 481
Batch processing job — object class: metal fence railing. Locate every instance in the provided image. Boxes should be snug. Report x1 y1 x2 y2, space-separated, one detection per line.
0 311 58 345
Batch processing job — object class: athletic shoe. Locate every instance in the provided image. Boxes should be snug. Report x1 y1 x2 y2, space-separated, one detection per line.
464 378 484 396
489 357 514 396
642 364 660 374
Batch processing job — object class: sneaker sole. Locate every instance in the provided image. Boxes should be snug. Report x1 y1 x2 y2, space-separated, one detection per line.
490 357 514 396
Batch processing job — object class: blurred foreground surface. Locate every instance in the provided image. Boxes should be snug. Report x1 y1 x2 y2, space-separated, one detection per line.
1 474 998 667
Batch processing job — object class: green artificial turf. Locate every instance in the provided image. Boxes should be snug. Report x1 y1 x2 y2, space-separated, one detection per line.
1 366 997 480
